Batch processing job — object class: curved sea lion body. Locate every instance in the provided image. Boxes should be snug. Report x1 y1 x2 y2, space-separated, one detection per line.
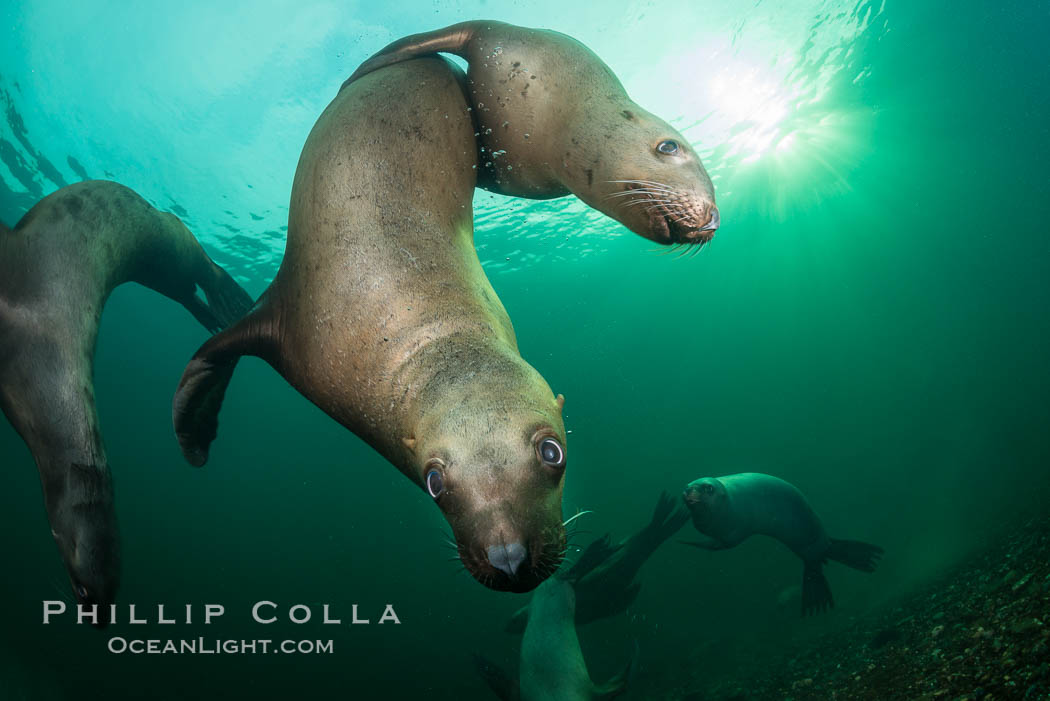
345 20 720 247
505 490 689 633
476 539 635 700
0 181 252 620
173 57 568 593
682 473 884 615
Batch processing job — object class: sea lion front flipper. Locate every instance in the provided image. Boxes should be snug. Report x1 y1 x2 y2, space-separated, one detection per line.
592 641 639 700
172 303 275 467
801 561 834 616
343 21 488 88
193 265 254 332
471 653 519 701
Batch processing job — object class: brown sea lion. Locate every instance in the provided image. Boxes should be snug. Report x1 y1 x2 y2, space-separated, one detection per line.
345 20 720 248
172 57 569 593
682 473 884 615
0 181 252 624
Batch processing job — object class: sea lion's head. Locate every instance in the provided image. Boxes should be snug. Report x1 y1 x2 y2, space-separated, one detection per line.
51 480 121 628
682 477 729 529
407 393 567 593
583 109 719 247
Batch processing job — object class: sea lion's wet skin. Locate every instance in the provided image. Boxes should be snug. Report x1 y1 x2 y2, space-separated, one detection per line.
476 537 636 700
172 58 568 593
0 182 252 624
682 473 884 615
345 20 721 248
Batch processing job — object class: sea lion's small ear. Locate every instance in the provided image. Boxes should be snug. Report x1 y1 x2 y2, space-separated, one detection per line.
402 437 417 453
556 394 565 411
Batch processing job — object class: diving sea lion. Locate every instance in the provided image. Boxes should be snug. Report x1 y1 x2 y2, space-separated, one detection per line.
0 181 252 621
345 20 720 247
172 57 569 593
682 473 884 615
475 537 636 701
505 490 689 633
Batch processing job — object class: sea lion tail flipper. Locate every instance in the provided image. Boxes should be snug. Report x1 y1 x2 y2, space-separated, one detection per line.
343 21 483 88
801 562 834 616
196 265 255 332
593 641 639 700
827 538 884 573
562 533 620 583
471 653 518 701
172 305 274 467
645 490 691 543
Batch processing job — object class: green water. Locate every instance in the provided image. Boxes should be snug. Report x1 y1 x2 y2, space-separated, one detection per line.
1 1 1048 699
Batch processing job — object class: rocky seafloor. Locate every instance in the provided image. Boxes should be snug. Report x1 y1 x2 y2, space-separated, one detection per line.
654 514 1050 701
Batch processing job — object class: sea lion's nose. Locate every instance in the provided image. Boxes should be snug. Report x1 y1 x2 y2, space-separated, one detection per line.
487 542 528 577
702 206 720 232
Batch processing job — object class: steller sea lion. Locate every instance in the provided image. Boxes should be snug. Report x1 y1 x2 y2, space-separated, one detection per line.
475 536 636 700
505 490 689 633
345 20 720 248
682 473 884 615
172 57 569 593
0 181 252 623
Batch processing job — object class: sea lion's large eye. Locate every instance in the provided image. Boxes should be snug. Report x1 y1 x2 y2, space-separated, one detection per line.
701 483 715 496
76 584 87 598
539 438 565 468
426 469 445 499
657 140 680 155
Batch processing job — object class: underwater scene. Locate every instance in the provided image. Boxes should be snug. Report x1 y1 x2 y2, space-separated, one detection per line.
1 1 1049 699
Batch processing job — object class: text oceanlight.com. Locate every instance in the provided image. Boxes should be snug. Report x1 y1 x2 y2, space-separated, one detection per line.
107 638 335 655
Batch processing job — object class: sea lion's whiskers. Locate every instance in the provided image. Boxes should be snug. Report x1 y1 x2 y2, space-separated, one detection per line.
562 510 593 528
608 179 675 191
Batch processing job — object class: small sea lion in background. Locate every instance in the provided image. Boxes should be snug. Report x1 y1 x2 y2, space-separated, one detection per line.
345 20 720 248
475 536 636 701
505 490 689 633
682 473 884 615
0 181 252 623
172 58 569 593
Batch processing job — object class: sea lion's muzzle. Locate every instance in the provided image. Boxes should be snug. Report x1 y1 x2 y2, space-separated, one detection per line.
615 182 719 246
487 542 528 577
458 529 566 593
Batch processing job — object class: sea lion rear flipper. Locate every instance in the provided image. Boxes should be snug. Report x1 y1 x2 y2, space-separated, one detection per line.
343 21 487 88
801 561 834 616
471 653 518 701
563 534 621 583
172 303 274 467
644 491 691 543
592 641 639 700
827 538 884 573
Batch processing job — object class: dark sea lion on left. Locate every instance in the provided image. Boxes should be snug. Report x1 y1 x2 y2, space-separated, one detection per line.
0 181 252 625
